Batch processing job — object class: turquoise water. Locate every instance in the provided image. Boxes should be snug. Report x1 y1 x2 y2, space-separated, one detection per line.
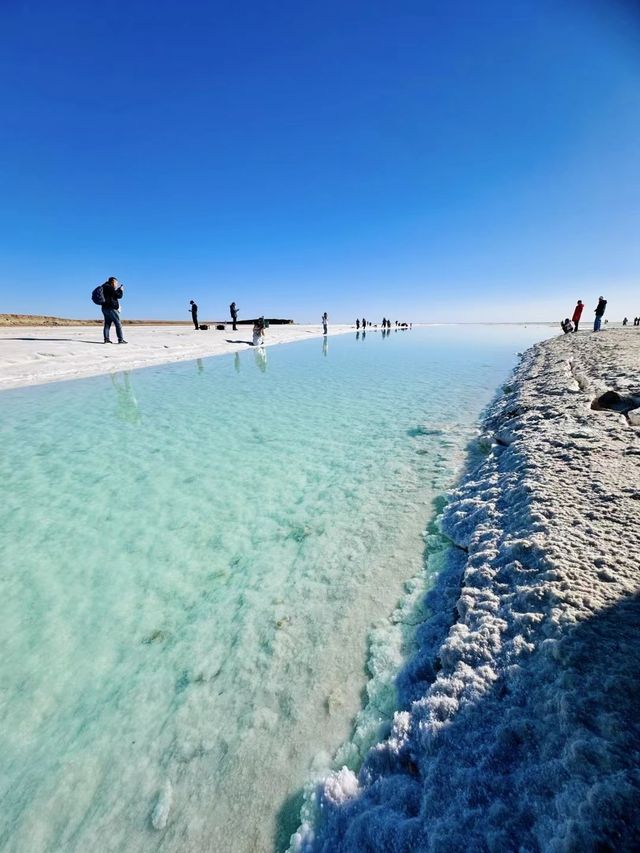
0 326 550 853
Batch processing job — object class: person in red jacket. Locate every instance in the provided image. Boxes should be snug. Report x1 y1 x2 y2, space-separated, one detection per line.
571 299 584 332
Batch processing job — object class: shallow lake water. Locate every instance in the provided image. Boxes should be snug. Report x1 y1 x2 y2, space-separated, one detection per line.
0 325 551 852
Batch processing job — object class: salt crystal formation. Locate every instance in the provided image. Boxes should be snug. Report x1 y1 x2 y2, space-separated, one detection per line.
296 330 640 852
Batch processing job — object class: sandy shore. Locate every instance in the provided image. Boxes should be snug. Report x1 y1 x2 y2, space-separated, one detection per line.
0 323 354 391
296 328 640 851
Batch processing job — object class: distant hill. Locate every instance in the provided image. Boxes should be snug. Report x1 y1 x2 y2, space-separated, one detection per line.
0 314 199 327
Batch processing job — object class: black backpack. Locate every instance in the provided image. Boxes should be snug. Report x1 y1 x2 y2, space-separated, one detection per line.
91 285 105 305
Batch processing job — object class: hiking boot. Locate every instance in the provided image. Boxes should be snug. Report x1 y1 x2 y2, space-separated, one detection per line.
118 340 128 344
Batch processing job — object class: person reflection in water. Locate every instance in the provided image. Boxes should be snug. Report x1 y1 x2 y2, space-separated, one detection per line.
111 372 140 424
323 336 328 357
196 359 204 374
234 352 241 374
254 346 267 373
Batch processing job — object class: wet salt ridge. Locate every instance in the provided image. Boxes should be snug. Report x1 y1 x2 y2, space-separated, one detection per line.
298 329 640 852
0 326 550 852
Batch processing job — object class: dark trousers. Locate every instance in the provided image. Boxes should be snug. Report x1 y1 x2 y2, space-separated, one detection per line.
102 307 124 342
231 314 237 331
192 311 199 329
573 321 579 332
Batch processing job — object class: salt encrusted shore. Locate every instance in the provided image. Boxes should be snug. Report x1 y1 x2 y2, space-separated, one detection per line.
296 329 640 852
0 324 353 391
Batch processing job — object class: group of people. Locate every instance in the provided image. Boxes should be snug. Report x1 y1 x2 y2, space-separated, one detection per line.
189 300 239 330
561 297 609 334
355 318 411 330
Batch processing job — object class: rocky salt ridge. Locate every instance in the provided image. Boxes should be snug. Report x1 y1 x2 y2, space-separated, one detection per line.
292 330 640 852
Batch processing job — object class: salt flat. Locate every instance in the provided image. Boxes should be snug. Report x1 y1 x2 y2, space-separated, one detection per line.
0 323 353 391
297 328 640 851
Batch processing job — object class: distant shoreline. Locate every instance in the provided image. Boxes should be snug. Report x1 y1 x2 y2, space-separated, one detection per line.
0 323 354 392
1 314 562 328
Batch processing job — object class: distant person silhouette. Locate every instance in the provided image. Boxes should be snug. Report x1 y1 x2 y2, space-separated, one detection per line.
362 317 366 329
594 297 607 332
189 300 199 330
356 318 360 330
230 301 238 331
623 317 628 326
322 312 328 334
571 300 584 332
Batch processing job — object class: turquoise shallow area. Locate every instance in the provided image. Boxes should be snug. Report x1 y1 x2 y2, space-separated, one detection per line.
0 326 550 852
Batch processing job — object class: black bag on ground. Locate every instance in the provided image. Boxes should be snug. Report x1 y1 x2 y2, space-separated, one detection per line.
199 324 209 330
91 285 105 305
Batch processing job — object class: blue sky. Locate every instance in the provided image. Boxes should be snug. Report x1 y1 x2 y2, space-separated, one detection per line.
1 0 639 322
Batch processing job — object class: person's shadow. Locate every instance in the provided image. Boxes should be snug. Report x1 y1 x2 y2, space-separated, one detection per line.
225 339 254 346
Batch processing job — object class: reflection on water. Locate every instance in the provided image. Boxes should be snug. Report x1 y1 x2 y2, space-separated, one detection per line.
110 372 140 424
254 346 267 373
234 352 241 374
322 336 328 357
196 359 204 374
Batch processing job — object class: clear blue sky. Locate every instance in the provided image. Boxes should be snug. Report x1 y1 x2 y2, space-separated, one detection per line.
1 0 639 322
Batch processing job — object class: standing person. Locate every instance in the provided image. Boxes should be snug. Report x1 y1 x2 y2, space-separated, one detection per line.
322 312 328 334
189 300 199 330
101 277 127 344
623 317 628 326
230 302 238 331
571 300 584 332
356 318 360 330
252 316 265 346
594 296 607 332
362 317 366 329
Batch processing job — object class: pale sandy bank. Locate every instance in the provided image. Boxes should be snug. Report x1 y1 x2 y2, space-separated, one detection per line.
0 324 354 391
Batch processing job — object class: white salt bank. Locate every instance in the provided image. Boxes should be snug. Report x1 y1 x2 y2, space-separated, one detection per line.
296 328 640 852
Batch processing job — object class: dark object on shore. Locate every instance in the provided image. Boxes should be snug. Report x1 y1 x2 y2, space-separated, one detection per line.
216 324 225 330
199 324 209 330
561 318 573 334
591 390 640 413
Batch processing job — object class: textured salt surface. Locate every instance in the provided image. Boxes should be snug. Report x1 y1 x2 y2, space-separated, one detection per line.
296 329 640 852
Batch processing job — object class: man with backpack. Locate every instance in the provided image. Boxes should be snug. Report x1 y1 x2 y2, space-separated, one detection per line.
230 301 238 331
93 277 127 344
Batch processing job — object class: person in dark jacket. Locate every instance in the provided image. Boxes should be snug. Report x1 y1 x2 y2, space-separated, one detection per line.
190 300 199 330
230 302 238 331
102 277 127 344
594 296 607 332
571 300 584 332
